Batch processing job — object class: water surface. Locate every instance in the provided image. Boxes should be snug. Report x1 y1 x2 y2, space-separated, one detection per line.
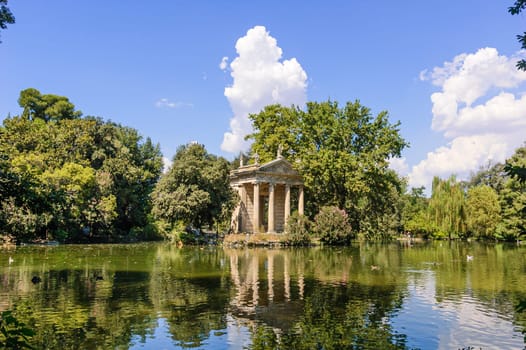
1 242 525 349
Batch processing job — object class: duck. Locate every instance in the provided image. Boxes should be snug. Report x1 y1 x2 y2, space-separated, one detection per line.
31 276 42 284
8 256 14 264
370 265 380 271
466 255 474 261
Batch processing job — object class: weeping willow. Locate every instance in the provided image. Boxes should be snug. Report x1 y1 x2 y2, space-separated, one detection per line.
428 175 467 239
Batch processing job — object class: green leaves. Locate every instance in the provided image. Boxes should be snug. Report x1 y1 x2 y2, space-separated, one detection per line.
0 310 35 349
247 99 408 239
152 143 235 231
1 88 163 242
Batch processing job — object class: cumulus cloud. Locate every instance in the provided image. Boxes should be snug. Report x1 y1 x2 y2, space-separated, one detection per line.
221 26 308 153
155 98 193 109
409 48 526 188
389 157 409 176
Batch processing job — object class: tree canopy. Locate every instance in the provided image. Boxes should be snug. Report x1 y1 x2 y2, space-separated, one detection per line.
0 88 163 242
0 0 14 43
151 143 236 232
509 0 526 70
247 100 408 239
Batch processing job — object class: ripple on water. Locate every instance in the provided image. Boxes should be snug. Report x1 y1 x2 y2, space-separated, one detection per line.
391 280 524 350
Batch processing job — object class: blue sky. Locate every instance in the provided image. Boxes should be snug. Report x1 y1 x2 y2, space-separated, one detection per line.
1 1 525 190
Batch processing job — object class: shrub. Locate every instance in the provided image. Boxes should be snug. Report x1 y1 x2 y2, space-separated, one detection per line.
285 212 312 246
312 206 353 245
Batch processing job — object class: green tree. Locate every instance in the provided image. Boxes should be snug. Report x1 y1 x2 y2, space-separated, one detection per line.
428 176 466 239
18 88 82 122
400 186 431 237
152 143 235 232
509 0 526 70
0 88 162 242
0 0 14 43
498 145 526 241
247 100 407 239
465 185 501 239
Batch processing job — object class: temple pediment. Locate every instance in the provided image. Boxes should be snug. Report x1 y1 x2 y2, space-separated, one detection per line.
259 158 298 175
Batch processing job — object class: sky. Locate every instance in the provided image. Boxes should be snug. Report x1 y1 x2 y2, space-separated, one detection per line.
1 1 525 191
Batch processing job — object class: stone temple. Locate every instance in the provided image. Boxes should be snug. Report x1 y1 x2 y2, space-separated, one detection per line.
230 151 304 233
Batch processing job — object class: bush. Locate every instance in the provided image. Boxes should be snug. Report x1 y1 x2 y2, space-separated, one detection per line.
312 206 353 245
285 212 312 246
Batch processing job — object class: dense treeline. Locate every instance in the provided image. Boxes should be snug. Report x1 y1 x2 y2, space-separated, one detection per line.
401 146 526 241
1 89 525 243
0 88 163 242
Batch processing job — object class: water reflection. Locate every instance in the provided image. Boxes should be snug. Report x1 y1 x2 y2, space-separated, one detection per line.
0 242 524 349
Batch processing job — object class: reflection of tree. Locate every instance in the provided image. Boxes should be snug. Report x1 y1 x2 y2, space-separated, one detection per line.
224 247 409 349
1 243 525 348
149 245 231 348
251 284 408 349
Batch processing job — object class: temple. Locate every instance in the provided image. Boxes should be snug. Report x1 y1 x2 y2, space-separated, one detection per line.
230 151 304 233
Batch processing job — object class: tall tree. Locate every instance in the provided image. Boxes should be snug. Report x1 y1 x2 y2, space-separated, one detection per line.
247 100 408 239
0 0 14 43
428 176 466 239
509 0 526 70
465 185 501 239
151 143 235 231
498 145 526 240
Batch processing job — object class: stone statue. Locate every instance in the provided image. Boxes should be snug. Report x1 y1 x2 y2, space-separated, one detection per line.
277 144 283 159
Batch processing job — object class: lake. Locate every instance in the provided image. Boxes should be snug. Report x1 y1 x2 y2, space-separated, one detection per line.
1 241 525 349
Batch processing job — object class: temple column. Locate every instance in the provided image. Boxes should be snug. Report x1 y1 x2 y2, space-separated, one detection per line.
284 184 291 225
268 183 275 233
253 182 260 233
298 185 304 215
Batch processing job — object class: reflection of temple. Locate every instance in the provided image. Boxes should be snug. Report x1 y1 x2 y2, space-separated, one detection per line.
230 152 304 233
226 249 306 331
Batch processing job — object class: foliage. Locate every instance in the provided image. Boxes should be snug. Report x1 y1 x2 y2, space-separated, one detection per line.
247 100 407 239
400 186 431 237
0 310 35 349
465 185 501 239
284 212 312 245
152 143 236 232
0 0 14 43
509 0 526 70
428 176 466 239
312 206 353 245
0 88 163 242
498 145 526 241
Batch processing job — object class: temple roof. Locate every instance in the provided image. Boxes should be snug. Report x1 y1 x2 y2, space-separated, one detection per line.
230 156 303 186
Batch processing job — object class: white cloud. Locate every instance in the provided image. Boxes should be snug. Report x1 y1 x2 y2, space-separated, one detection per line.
221 26 308 153
409 48 526 189
162 156 172 173
219 56 229 71
155 98 193 109
389 157 409 176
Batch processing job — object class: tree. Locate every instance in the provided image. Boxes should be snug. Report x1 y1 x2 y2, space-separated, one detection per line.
18 88 82 122
509 0 526 70
498 145 526 240
0 0 14 43
400 186 430 237
0 88 163 242
151 143 235 231
247 100 408 239
428 176 466 239
465 185 501 239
